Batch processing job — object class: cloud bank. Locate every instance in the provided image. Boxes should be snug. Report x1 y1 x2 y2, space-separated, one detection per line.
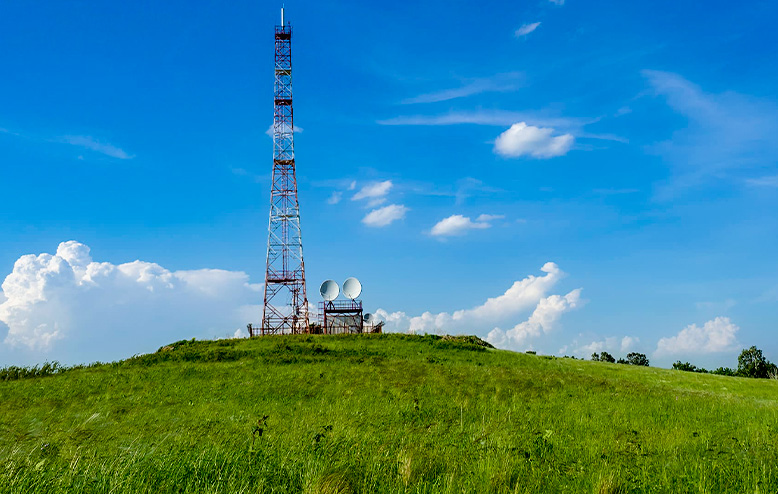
376 262 583 351
655 317 740 356
0 242 261 365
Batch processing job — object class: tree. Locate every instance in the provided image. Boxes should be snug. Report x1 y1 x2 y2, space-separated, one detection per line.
617 358 628 364
672 361 708 373
626 352 650 366
737 346 776 379
591 352 600 362
599 351 615 363
711 367 736 376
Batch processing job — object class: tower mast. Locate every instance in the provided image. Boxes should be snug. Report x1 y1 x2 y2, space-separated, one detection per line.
256 7 309 335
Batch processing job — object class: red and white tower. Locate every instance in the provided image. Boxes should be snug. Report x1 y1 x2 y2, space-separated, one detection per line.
255 8 309 335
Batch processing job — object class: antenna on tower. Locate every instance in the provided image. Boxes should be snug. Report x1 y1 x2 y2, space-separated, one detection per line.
281 5 285 27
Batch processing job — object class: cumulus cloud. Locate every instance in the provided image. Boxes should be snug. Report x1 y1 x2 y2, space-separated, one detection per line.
352 180 393 206
488 290 582 349
494 122 574 159
0 242 262 365
515 22 541 37
376 262 584 351
60 136 133 160
655 317 740 356
430 215 489 236
362 204 408 227
430 213 503 237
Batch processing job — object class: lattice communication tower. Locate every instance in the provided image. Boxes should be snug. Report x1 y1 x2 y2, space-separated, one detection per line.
255 8 309 335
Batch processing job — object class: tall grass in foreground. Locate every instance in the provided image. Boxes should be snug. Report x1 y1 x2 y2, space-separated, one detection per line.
1 334 777 493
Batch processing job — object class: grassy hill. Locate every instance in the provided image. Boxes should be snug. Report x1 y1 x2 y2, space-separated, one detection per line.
1 334 777 493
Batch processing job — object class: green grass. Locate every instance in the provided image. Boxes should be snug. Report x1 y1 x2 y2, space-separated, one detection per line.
1 334 777 493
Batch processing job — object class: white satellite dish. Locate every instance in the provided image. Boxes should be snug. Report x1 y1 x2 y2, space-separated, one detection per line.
320 280 339 301
342 277 362 299
363 313 374 324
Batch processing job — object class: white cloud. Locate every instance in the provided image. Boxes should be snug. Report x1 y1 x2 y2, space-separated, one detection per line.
376 262 584 351
327 191 342 205
574 335 639 357
620 336 639 352
362 204 408 227
548 0 564 5
402 72 523 105
576 339 613 355
488 289 582 348
515 22 541 37
352 180 393 206
348 181 357 190
494 122 574 158
655 317 740 356
430 215 489 236
0 242 262 365
430 213 503 237
60 136 133 159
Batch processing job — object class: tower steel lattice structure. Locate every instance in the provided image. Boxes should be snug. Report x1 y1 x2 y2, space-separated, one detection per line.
256 9 309 336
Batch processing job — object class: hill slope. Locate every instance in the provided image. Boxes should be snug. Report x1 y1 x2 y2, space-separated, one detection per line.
1 334 777 493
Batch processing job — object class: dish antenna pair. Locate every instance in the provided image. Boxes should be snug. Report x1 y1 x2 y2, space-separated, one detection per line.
320 277 361 301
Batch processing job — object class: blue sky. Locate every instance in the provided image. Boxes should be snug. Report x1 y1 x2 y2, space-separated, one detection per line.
1 0 777 368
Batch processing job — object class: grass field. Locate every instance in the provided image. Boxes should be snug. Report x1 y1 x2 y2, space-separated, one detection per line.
1 333 777 493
